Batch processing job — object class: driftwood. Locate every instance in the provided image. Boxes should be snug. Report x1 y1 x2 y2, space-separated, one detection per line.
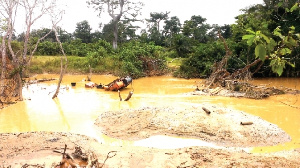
52 24 68 99
118 90 122 101
87 65 92 81
118 90 134 101
202 107 211 114
240 121 253 125
124 91 134 101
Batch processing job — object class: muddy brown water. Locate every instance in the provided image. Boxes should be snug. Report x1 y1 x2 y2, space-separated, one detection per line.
0 74 299 153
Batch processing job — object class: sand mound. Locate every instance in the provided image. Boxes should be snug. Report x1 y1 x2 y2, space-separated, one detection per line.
95 105 290 147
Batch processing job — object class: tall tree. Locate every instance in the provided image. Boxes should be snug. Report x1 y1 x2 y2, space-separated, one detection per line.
182 15 210 43
148 12 169 33
0 0 19 99
74 20 92 43
146 12 169 45
0 0 58 101
87 0 143 49
163 16 181 47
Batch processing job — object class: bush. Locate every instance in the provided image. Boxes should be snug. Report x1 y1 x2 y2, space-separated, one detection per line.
175 41 226 78
117 41 167 78
37 41 60 55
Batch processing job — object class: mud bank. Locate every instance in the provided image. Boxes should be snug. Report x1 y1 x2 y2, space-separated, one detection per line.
95 105 290 147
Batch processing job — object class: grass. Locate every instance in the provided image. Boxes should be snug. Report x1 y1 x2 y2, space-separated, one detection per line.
28 55 123 75
166 57 185 68
29 56 89 74
28 55 184 76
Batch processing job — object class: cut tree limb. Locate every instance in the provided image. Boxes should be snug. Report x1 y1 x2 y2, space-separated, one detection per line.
240 121 253 125
124 91 133 101
202 107 211 114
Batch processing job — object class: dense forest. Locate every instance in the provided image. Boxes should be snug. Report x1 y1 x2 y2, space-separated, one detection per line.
1 0 300 80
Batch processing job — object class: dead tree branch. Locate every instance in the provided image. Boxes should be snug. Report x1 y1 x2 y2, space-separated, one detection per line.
51 10 67 99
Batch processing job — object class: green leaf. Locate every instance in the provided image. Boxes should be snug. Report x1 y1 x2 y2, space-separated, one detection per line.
279 48 291 55
290 3 299 12
288 38 297 46
242 34 254 40
267 38 276 51
277 2 283 8
255 44 266 61
246 29 255 35
273 27 284 39
276 66 284 76
287 62 295 68
243 35 255 46
285 8 290 12
261 34 270 43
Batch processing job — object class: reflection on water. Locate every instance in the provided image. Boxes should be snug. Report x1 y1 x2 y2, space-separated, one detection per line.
0 75 299 153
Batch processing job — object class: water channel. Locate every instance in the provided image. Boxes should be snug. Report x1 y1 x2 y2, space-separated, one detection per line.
0 74 299 153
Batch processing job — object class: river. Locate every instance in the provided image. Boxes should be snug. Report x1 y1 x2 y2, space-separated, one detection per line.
0 74 299 153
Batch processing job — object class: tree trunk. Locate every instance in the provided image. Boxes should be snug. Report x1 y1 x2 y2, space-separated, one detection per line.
14 73 23 100
113 20 118 50
0 36 7 96
52 27 68 99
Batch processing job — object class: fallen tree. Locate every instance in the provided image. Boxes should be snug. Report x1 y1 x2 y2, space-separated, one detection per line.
201 31 299 99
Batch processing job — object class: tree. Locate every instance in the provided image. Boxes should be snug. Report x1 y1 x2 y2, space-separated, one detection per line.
0 0 19 100
263 0 299 9
87 0 143 49
148 12 169 33
74 20 92 43
208 24 232 41
101 20 115 43
182 15 210 43
0 0 59 102
50 9 68 99
145 12 169 46
119 17 139 42
163 16 181 47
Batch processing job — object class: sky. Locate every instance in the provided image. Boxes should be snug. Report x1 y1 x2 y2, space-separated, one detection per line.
15 0 264 34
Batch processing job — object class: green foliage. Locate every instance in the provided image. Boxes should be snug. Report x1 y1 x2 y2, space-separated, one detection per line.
63 39 88 57
15 1 300 78
182 15 210 43
243 26 299 76
87 40 114 67
175 41 226 78
242 29 276 61
117 41 166 78
171 34 194 57
74 20 92 43
37 41 60 56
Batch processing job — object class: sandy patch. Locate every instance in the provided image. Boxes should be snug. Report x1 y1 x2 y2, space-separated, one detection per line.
95 105 290 147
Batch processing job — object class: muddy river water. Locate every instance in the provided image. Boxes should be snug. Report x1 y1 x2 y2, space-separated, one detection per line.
0 74 299 153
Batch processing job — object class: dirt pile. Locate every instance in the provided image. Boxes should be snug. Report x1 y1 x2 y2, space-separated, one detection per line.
95 105 290 147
